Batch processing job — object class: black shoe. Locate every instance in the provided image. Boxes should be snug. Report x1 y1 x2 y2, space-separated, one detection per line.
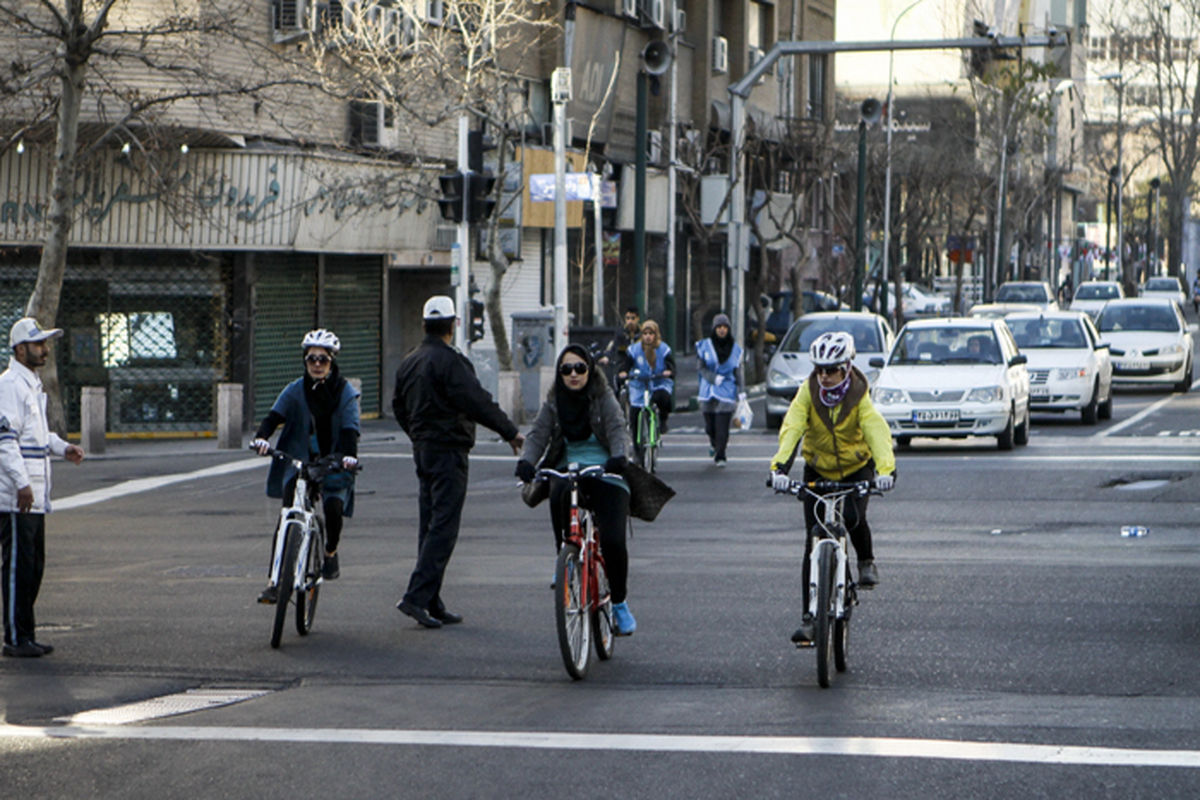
397 600 443 628
257 585 278 605
858 560 879 588
790 614 815 647
3 641 43 658
321 552 340 580
430 607 463 625
31 641 53 656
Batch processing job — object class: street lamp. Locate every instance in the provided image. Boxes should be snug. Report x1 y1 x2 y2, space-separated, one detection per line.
1149 177 1161 276
855 98 882 312
1100 72 1124 289
881 0 926 323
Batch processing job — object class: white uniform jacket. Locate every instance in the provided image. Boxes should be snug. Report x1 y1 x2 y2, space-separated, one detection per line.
0 359 69 513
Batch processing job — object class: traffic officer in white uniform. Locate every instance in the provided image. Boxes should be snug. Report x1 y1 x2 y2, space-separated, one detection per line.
0 317 84 657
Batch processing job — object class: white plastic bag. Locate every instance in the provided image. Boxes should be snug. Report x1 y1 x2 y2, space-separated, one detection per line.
732 392 754 430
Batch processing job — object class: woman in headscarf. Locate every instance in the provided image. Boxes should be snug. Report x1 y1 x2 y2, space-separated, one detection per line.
618 319 676 453
516 344 638 635
696 313 743 466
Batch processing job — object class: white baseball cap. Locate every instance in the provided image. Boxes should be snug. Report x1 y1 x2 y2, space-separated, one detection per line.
423 295 457 320
9 317 63 349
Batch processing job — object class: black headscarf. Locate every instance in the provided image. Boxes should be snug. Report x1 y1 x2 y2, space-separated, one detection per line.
304 357 344 454
554 343 596 442
710 313 735 364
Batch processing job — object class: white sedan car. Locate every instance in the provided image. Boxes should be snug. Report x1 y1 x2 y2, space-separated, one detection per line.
870 318 1031 450
1096 298 1194 391
765 311 895 428
1069 281 1124 321
1139 276 1187 309
1005 311 1114 424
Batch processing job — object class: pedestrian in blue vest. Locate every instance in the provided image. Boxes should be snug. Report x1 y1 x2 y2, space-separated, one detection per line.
696 313 743 466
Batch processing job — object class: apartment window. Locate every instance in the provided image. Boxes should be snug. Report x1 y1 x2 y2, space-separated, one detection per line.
807 54 826 121
747 0 771 49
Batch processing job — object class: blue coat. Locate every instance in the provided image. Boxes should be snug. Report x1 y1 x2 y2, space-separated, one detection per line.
265 377 360 515
625 341 674 405
696 337 742 404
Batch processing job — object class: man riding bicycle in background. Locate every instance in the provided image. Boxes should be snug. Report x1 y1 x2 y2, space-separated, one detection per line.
768 331 895 645
251 328 360 603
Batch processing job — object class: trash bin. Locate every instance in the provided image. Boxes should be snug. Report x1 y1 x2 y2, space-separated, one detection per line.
512 310 555 417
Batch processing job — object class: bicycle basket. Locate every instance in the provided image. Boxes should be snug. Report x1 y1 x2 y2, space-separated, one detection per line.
521 479 550 508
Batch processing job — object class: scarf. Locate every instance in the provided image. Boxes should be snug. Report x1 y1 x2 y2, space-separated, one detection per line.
817 369 852 408
555 344 594 442
304 360 343 454
710 331 734 364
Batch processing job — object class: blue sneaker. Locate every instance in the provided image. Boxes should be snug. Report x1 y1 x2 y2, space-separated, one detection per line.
612 602 637 636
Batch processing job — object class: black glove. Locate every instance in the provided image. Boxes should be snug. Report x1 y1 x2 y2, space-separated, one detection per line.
603 455 628 475
515 459 536 483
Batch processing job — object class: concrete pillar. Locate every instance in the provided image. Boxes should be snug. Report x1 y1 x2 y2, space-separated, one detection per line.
497 370 522 425
217 383 244 450
80 386 106 455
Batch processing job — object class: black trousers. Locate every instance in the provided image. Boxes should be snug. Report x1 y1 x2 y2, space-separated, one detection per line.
282 477 345 553
799 463 875 609
403 445 469 613
703 411 733 460
548 478 630 604
1 512 45 647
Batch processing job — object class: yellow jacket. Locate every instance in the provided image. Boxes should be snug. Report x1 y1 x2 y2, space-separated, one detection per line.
770 366 895 479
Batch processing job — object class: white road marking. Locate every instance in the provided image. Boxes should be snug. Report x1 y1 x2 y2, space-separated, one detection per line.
1095 389 1191 438
55 459 265 511
55 689 271 725
1 724 1198 768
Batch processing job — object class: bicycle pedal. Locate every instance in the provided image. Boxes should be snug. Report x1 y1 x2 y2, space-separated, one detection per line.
793 640 815 649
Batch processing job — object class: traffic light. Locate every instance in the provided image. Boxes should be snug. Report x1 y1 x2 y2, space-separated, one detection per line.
469 296 485 342
437 172 465 223
467 172 497 223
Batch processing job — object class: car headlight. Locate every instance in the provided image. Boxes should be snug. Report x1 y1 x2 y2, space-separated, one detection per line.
1055 367 1088 380
873 387 906 404
1161 343 1185 355
966 385 1003 402
767 368 794 388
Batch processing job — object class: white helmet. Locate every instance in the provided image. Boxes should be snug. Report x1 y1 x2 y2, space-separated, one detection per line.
809 331 855 366
302 328 340 354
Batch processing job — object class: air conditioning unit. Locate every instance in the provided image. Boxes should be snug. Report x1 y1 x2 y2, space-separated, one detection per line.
648 131 663 163
274 0 306 30
622 0 637 20
425 0 444 24
349 100 395 148
748 45 766 83
673 7 686 34
649 0 666 29
712 36 728 73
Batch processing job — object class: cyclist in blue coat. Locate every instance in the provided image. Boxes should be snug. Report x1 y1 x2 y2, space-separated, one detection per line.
251 328 360 603
696 313 743 466
618 319 675 437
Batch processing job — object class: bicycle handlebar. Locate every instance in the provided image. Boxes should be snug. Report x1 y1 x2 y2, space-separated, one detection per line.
251 445 364 474
533 465 620 482
765 477 885 497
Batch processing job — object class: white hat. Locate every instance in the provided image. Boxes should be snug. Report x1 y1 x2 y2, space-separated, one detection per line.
9 317 63 349
423 295 457 320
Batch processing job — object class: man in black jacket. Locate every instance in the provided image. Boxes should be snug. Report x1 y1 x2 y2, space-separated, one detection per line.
393 295 524 628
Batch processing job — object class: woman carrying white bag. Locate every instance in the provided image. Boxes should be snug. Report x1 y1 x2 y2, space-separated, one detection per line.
696 313 745 466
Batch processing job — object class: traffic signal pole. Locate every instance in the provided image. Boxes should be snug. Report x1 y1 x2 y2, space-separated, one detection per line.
455 114 470 351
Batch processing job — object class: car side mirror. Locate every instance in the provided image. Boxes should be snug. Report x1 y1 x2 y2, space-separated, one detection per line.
869 356 885 368
1094 342 1110 350
1009 354 1027 366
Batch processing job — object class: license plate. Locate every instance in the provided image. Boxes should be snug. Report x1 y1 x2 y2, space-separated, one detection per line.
913 409 959 423
1031 389 1050 400
1120 360 1149 371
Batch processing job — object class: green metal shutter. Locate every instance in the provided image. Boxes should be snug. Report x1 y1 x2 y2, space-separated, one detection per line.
323 255 382 416
253 254 317 420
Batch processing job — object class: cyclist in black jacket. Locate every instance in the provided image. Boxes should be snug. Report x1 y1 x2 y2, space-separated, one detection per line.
392 295 524 629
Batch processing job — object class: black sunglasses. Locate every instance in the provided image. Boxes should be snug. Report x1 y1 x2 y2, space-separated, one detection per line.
305 354 331 365
816 364 845 376
559 362 589 376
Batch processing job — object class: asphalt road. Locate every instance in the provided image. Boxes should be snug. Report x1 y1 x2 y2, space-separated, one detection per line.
2 376 1200 797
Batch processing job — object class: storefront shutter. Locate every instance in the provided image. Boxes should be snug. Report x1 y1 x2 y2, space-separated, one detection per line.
253 254 317 420
323 255 382 416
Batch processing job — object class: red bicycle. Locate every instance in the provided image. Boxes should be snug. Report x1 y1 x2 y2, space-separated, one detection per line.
536 464 617 679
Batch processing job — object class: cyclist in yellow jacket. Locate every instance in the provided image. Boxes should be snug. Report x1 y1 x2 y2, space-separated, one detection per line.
769 331 895 644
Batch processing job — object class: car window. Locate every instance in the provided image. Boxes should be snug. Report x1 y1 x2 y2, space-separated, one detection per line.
996 285 1049 303
1145 278 1181 291
891 327 1000 365
1097 305 1181 332
779 317 882 353
1075 284 1119 300
1009 318 1088 348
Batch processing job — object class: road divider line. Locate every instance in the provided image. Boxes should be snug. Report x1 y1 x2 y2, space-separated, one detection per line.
1097 380 1200 438
1 724 1198 768
56 458 266 511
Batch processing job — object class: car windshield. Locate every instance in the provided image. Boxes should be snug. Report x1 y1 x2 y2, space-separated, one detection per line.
995 285 1049 303
780 317 882 354
890 327 1001 365
1097 305 1180 332
1145 278 1181 291
1075 284 1120 300
1008 318 1088 349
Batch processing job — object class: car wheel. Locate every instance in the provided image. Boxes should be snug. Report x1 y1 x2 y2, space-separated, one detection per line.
996 409 1015 451
1081 380 1099 425
1175 357 1193 393
1014 403 1030 446
1098 384 1113 420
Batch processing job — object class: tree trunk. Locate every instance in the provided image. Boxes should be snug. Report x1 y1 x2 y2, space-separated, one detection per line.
26 47 88 436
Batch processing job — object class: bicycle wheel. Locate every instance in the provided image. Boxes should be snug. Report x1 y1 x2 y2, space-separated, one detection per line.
814 543 836 688
554 543 591 679
834 567 851 673
295 518 323 636
592 554 615 661
270 522 301 649
638 410 655 472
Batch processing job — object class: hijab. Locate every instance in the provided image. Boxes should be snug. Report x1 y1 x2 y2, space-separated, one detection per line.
641 320 661 369
554 344 595 442
817 365 852 408
710 313 734 364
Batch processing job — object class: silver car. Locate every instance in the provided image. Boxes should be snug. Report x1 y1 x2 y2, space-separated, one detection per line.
765 311 895 428
1069 281 1124 321
1005 311 1114 424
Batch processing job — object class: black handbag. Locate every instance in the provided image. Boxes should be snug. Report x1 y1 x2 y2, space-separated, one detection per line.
520 478 550 508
